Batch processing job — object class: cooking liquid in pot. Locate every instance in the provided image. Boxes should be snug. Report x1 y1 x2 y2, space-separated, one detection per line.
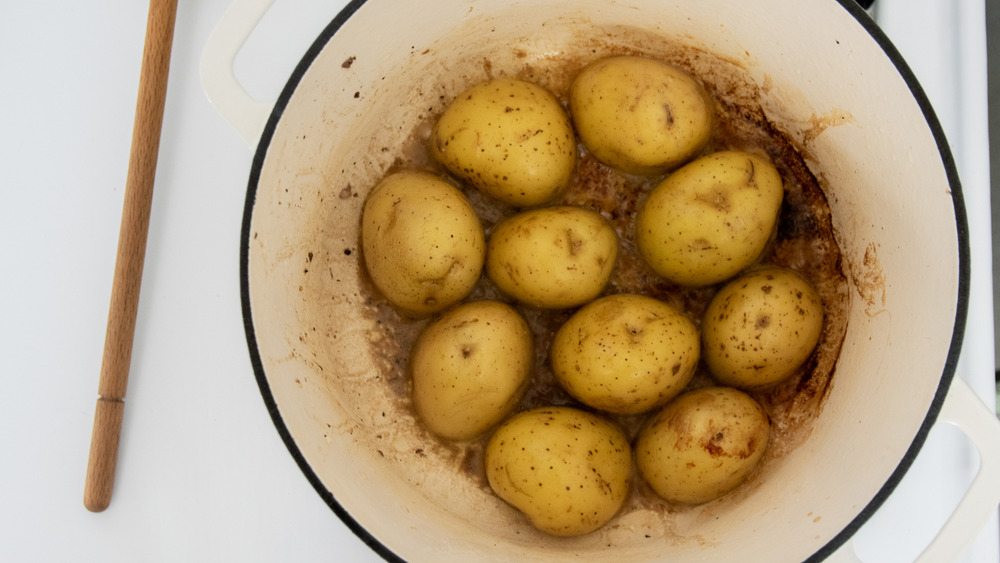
354 44 849 527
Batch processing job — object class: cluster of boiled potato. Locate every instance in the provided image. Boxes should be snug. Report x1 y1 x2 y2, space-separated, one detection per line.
360 56 825 536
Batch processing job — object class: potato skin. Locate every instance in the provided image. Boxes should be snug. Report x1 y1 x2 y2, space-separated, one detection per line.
485 407 632 536
485 206 617 309
361 171 485 315
551 294 699 414
635 150 784 287
701 267 824 389
635 387 769 505
431 78 576 207
570 56 713 175
410 301 533 441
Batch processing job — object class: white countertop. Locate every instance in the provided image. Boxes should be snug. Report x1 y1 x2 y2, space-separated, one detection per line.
0 1 994 561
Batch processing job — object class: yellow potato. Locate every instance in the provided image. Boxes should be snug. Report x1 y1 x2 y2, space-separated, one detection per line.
635 387 769 505
485 406 632 536
701 267 824 388
431 78 576 207
569 55 714 175
410 300 533 441
361 171 484 315
551 294 699 414
635 150 784 287
485 206 617 309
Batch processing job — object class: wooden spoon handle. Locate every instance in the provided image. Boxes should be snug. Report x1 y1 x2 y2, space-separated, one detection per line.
84 0 178 513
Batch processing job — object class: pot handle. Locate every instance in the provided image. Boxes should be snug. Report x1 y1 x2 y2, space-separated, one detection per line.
200 0 275 149
826 377 1000 562
913 376 1000 561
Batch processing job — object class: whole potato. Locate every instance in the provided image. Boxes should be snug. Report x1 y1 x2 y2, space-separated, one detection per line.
570 56 713 175
635 387 769 505
410 300 533 441
701 267 824 388
485 406 632 536
361 171 485 315
486 206 617 309
635 150 784 287
551 294 699 414
431 78 576 207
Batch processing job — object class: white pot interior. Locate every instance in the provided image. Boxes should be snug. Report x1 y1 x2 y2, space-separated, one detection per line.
242 0 964 560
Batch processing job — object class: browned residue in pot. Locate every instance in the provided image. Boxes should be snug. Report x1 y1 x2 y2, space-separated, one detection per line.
344 26 850 529
802 108 856 146
852 242 888 317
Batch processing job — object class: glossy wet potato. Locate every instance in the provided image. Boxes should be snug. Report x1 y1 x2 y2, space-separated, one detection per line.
485 406 633 536
411 300 534 441
361 171 485 315
635 387 770 505
551 293 699 414
485 206 618 309
432 78 576 207
636 151 784 287
570 55 714 175
702 267 825 389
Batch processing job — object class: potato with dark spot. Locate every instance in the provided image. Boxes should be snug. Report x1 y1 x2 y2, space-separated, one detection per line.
431 78 576 207
550 294 699 414
701 267 824 388
361 171 485 315
485 406 632 536
410 300 533 441
485 206 617 309
636 387 769 505
569 55 713 175
636 150 783 287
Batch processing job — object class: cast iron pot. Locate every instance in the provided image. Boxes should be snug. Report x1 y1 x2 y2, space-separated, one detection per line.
202 0 1000 560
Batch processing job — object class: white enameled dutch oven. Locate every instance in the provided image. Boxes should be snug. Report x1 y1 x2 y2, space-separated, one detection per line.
201 0 1000 561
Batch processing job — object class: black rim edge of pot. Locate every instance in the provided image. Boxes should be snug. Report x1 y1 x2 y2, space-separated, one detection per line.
238 2 972 562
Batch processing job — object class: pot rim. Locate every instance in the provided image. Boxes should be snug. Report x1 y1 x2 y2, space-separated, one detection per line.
238 1 971 560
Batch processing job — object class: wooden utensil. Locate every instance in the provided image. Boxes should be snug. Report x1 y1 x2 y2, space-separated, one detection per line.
84 0 178 513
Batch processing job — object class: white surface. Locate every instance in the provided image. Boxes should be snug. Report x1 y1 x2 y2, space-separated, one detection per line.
1 1 380 561
0 1 993 562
